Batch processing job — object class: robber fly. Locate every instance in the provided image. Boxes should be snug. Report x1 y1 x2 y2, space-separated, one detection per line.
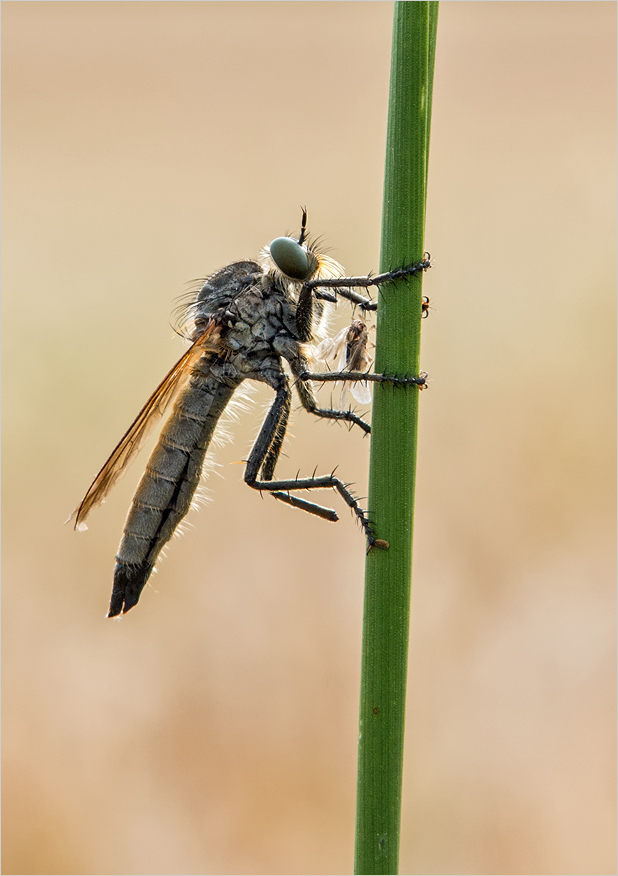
72 210 430 617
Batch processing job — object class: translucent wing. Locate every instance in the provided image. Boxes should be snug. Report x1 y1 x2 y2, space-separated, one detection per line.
72 320 224 530
345 322 373 405
314 321 375 407
314 325 349 364
347 380 372 406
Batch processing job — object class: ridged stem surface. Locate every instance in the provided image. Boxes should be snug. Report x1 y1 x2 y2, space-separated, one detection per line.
354 3 438 873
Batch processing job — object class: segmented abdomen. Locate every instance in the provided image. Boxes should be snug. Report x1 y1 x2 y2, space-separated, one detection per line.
109 364 239 616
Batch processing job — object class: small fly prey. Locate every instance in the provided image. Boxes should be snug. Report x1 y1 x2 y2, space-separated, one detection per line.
314 319 375 408
73 211 430 616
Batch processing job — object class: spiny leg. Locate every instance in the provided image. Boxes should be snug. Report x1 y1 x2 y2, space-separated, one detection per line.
296 382 372 433
306 255 432 294
289 356 371 434
304 255 432 311
269 475 387 550
312 287 380 311
328 287 378 311
298 370 428 389
244 383 384 547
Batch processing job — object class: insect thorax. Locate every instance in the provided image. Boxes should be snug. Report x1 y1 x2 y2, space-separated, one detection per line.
183 260 327 385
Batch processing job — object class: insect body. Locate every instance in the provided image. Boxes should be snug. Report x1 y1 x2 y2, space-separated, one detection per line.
73 212 430 617
315 319 374 406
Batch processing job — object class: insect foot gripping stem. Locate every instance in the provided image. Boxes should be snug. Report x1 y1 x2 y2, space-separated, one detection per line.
368 537 389 551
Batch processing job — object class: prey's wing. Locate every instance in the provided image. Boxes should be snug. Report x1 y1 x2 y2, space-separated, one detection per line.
314 324 373 407
314 326 348 364
346 336 373 405
72 320 224 529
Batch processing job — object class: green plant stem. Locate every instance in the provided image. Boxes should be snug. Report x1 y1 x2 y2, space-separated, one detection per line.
354 3 438 874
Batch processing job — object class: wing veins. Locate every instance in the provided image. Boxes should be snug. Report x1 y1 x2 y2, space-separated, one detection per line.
72 321 223 528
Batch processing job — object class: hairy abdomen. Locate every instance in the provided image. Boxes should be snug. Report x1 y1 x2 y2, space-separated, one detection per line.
109 367 238 616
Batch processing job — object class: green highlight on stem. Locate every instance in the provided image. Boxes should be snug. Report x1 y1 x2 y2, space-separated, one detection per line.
354 4 438 875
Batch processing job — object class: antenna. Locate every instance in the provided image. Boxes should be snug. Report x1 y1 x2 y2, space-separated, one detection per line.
298 206 308 246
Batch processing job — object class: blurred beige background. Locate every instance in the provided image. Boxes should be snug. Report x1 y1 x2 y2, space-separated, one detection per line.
2 2 615 874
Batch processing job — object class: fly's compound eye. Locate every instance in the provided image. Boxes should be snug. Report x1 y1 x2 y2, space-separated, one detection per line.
269 237 317 281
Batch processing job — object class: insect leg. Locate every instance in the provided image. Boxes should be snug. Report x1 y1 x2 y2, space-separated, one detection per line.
305 256 432 296
313 290 338 303
299 370 428 389
245 381 383 546
325 286 425 316
260 384 291 481
330 287 378 311
269 475 385 549
290 364 371 434
295 282 314 342
305 256 431 313
333 287 430 316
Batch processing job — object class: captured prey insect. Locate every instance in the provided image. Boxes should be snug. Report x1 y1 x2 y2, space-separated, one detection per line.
315 319 375 407
72 210 430 617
